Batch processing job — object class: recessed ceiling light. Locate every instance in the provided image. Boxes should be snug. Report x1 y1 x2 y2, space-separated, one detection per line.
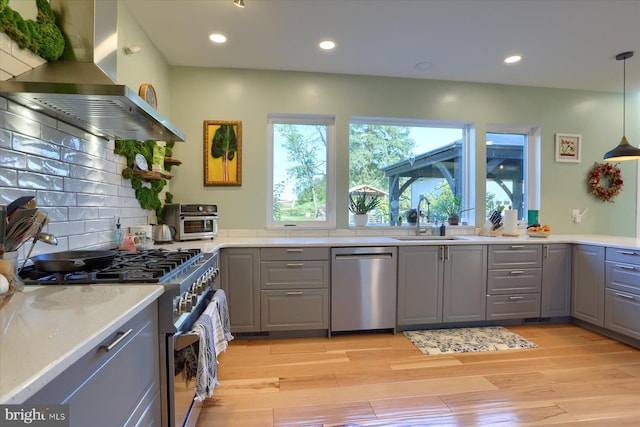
319 40 336 50
209 33 227 44
233 0 245 7
414 61 433 71
504 55 522 64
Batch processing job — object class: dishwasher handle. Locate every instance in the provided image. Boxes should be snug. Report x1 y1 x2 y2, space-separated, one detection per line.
334 252 394 260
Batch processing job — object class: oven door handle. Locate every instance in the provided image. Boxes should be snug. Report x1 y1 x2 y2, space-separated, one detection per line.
174 331 200 351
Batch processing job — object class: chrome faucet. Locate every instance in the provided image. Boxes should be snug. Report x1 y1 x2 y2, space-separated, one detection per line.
415 194 431 235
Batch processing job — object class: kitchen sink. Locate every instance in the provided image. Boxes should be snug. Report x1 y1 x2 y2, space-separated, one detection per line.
390 236 467 241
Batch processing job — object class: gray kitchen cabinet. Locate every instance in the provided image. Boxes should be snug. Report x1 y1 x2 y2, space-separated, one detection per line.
221 247 261 333
27 303 161 427
541 243 572 317
571 244 605 326
486 244 542 320
443 245 487 323
604 246 640 340
397 246 443 325
260 247 329 331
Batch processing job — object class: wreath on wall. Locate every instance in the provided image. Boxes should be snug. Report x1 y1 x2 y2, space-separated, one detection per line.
588 162 623 202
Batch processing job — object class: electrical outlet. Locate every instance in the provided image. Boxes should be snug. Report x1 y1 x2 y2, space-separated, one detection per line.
572 209 581 223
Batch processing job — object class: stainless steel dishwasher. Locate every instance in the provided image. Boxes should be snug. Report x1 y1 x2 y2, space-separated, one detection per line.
331 247 397 332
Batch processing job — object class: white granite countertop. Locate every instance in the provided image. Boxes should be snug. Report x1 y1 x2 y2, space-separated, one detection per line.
162 233 640 253
0 285 163 404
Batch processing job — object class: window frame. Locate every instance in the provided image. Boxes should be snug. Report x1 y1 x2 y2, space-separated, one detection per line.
349 116 473 225
266 113 336 229
485 124 541 220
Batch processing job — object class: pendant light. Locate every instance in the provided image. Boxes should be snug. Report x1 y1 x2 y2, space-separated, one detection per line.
604 51 640 161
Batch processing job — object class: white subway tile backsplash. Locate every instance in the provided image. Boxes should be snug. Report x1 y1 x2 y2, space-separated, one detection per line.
48 221 85 237
0 189 36 205
64 177 119 196
85 218 112 232
37 191 76 207
26 155 70 176
2 97 157 251
0 129 10 148
0 148 26 168
13 133 60 159
0 109 41 138
0 168 17 186
69 206 100 221
18 171 64 190
37 206 68 222
69 232 101 250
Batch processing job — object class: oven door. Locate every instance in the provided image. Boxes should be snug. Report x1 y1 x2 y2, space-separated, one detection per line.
172 332 202 427
180 216 218 240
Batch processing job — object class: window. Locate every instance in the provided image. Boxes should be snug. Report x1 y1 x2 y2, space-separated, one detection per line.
267 114 336 228
485 127 540 221
349 117 470 226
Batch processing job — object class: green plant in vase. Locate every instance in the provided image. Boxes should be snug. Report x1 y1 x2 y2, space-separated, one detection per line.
349 193 380 226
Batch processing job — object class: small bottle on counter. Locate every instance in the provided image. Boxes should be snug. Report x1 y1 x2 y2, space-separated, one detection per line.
440 223 446 236
113 218 124 248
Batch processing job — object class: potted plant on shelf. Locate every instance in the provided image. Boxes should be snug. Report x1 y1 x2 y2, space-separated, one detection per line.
349 193 380 226
443 196 473 225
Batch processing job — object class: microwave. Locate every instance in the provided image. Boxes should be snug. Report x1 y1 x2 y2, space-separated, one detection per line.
164 204 218 241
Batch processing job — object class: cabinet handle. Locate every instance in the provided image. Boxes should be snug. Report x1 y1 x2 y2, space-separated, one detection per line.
616 264 637 271
509 296 524 300
510 245 525 249
444 246 449 260
616 250 638 256
439 246 444 260
544 245 549 259
100 328 133 352
286 249 304 253
286 263 304 268
510 270 525 275
615 292 636 301
286 291 304 296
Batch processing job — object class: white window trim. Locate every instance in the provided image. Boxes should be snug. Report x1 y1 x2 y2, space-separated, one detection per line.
266 114 336 229
350 116 473 224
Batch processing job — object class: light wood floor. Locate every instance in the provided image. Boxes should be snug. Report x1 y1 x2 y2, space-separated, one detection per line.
197 324 640 426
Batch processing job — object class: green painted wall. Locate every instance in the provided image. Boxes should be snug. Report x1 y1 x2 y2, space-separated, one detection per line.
167 67 638 236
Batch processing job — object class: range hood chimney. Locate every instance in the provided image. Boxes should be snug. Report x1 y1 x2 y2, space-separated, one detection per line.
0 0 185 142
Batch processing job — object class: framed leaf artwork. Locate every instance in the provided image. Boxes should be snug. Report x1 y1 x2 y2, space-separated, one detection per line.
203 120 242 186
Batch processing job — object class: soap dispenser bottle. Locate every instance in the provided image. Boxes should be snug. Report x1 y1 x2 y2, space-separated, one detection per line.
113 218 124 248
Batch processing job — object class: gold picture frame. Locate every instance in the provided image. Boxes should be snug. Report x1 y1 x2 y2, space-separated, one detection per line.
203 120 242 186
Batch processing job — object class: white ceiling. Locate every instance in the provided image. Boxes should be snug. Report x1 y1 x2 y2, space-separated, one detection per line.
123 0 640 93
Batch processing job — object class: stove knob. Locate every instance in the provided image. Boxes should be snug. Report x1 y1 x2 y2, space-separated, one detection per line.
179 292 192 313
190 281 200 295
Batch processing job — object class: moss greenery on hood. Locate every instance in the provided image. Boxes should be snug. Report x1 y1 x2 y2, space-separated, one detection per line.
0 0 64 61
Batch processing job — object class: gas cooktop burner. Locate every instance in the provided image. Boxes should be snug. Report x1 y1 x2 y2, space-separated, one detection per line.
19 248 202 285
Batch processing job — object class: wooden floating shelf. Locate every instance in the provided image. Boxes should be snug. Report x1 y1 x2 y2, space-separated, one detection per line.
133 170 173 180
164 157 182 165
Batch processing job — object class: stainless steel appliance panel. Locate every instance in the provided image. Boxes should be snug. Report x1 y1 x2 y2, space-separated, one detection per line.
331 247 397 332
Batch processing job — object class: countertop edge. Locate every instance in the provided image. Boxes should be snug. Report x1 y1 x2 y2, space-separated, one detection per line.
0 285 164 404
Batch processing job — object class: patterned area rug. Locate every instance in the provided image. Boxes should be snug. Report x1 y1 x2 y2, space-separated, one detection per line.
403 326 537 355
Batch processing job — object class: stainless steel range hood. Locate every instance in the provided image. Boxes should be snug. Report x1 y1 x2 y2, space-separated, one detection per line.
0 0 185 142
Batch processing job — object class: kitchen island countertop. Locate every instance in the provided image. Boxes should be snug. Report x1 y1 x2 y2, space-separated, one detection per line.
0 284 163 404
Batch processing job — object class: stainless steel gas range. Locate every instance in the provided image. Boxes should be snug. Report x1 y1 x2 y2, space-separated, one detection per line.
20 248 220 427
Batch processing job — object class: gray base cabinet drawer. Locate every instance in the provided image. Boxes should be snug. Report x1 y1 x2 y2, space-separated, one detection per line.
261 261 329 289
606 261 640 295
605 289 640 340
488 244 542 269
487 268 542 294
27 304 161 426
260 247 329 261
606 247 640 265
261 290 329 330
486 294 541 320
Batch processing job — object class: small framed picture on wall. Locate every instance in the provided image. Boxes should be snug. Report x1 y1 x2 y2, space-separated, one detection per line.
555 133 582 163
